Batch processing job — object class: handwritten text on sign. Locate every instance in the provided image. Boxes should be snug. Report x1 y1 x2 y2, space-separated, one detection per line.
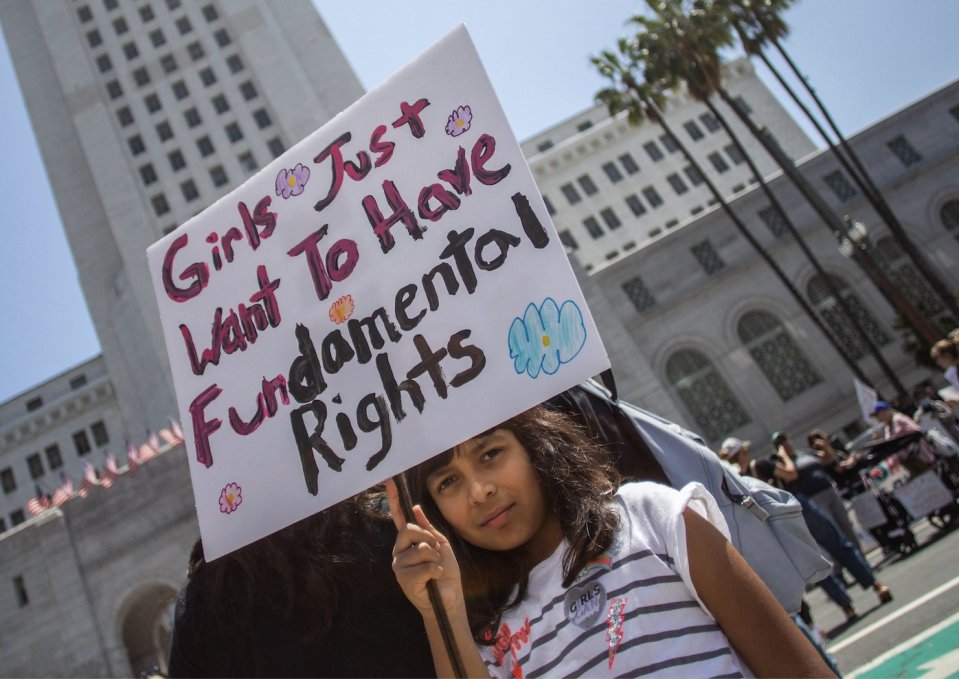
146 25 609 560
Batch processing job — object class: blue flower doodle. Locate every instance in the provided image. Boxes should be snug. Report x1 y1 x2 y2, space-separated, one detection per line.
508 298 587 378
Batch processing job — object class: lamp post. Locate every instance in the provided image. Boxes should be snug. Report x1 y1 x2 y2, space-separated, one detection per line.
836 217 942 348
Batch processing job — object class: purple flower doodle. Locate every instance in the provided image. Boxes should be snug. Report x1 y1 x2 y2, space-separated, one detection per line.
219 482 242 514
445 105 472 137
275 163 310 199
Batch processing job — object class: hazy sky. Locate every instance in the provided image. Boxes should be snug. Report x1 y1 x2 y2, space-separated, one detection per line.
1 0 958 402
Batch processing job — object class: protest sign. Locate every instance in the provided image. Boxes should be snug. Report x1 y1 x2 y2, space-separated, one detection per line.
146 25 609 560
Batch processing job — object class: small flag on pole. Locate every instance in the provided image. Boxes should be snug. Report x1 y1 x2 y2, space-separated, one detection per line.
77 461 100 498
101 451 119 488
139 429 160 462
26 484 51 515
127 439 139 477
52 472 74 506
148 429 160 452
170 419 184 443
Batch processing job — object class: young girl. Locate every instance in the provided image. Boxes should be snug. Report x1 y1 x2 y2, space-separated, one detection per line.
387 406 834 678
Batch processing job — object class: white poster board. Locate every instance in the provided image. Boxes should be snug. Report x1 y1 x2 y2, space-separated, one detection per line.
893 471 954 519
146 25 609 560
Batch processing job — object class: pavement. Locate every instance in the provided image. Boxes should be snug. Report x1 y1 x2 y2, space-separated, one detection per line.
803 518 959 677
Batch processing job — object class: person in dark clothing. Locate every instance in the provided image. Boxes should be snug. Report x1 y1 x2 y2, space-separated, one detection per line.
167 489 436 678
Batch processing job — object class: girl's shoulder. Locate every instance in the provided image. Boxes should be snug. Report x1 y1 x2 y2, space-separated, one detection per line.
614 481 727 542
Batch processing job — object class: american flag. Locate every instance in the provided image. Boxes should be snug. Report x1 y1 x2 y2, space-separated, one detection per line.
77 461 100 498
139 429 160 462
126 439 139 477
25 484 51 516
148 429 160 452
158 428 178 446
170 419 185 442
52 472 74 506
101 451 119 488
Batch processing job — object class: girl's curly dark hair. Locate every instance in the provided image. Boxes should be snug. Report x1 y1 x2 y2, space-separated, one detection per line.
406 405 620 643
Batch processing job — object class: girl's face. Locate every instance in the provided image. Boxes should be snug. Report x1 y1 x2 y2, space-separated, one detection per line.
425 429 562 562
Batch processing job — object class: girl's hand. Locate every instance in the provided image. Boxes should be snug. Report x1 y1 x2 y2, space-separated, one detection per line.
386 479 465 618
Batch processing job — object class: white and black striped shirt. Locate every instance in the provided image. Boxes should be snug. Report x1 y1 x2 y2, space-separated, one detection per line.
479 482 748 678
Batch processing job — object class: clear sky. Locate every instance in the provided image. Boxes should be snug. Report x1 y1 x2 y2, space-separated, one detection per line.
1 0 957 403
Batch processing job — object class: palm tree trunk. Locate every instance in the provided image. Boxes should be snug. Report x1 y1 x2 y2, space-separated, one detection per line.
702 95 907 399
641 96 878 390
716 86 943 346
766 38 959 320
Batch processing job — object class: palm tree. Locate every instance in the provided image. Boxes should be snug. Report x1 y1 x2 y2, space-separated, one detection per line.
632 0 908 396
729 0 959 320
593 41 880 391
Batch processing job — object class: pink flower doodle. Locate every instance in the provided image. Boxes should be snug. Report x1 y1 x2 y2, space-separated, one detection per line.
275 163 310 199
445 105 472 137
219 483 242 514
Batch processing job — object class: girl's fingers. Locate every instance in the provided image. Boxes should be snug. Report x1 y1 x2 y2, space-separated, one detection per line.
413 504 448 546
396 560 444 586
394 541 442 570
384 479 406 532
393 524 438 556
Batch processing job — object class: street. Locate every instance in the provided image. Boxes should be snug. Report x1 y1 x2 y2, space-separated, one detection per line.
804 519 959 677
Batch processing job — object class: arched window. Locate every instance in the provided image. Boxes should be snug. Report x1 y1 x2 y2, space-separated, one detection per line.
941 200 959 234
807 274 891 360
738 311 823 401
874 236 942 318
665 349 750 442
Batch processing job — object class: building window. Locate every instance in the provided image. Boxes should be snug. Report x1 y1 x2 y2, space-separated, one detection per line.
602 162 623 183
577 120 593 132
253 109 272 129
96 54 113 73
735 96 752 114
113 17 128 35
87 29 102 48
181 179 199 201
0 518 5 532
238 152 257 173
577 174 598 196
724 143 746 165
226 55 244 73
600 208 621 230
823 170 858 202
625 194 646 216
139 163 157 185
225 123 243 143
887 135 923 168
950 105 959 123
140 5 155 22
203 4 219 22
27 454 44 480
156 121 173 140
691 205 704 215
642 186 663 208
172 80 188 100
106 80 123 99
699 113 720 133
214 29 231 47
160 54 177 73
45 444 63 471
619 153 639 174
70 375 88 390
267 137 285 158
210 165 229 186
691 240 725 275
13 575 28 606
543 195 555 216
123 41 139 60
560 183 581 205
184 108 202 127
144 93 161 112
708 152 729 173
168 149 186 170
643 141 664 162
683 165 705 186
152 193 170 215
732 183 746 193
197 136 214 156
128 135 145 155
77 6 93 23
666 349 750 443
665 218 679 229
187 41 204 61
583 216 604 239
738 311 823 401
212 94 230 113
941 200 959 234
166 0 181 9
176 16 193 34
559 230 578 251
660 133 679 153
150 29 166 47
104 0 118 11
133 67 151 87
808 274 891 361
667 173 688 195
26 397 43 412
90 421 109 446
1 468 15 494
240 81 258 101
199 67 217 87
537 140 553 153
874 236 943 319
623 277 655 313
10 510 26 527
683 121 704 141
605 251 619 261
623 241 637 251
117 106 134 126
759 206 788 238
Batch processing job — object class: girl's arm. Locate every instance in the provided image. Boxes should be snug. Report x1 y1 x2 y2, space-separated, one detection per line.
683 508 835 678
772 449 799 483
385 480 490 679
